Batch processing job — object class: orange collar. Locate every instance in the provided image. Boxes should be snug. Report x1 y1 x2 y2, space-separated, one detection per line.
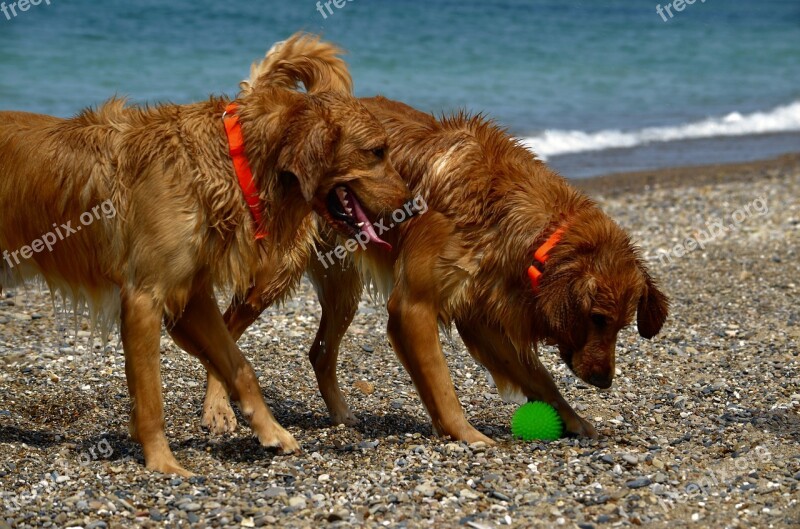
223 102 266 240
527 226 566 292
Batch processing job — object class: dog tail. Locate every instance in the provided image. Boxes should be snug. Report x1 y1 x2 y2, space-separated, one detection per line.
240 32 353 96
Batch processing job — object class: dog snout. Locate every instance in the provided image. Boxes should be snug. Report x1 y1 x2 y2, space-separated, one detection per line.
587 371 614 389
564 346 614 389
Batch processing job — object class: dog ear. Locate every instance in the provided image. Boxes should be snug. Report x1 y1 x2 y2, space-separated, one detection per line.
286 120 340 202
567 273 596 349
537 267 595 350
636 267 669 339
572 274 597 314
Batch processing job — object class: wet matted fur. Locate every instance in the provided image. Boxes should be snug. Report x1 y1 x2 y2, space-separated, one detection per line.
205 35 669 443
0 35 410 475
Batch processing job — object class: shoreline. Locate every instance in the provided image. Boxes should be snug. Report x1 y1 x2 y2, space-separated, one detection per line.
573 152 800 198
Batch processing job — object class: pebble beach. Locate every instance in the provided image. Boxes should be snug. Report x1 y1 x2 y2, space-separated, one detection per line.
1 154 798 528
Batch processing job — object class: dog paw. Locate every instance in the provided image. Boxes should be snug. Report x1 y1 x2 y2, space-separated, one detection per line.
464 431 496 445
258 427 301 455
441 423 496 445
563 413 598 439
145 455 195 477
330 408 359 427
201 398 238 435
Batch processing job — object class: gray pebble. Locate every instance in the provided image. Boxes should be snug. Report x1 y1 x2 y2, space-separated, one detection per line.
263 487 286 498
2 167 798 529
288 496 307 510
490 490 511 502
415 483 436 497
626 477 651 489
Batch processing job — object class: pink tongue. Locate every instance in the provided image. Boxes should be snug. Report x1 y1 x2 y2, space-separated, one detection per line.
349 193 392 252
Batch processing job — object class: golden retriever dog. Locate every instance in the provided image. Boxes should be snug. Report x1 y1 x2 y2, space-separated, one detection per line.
0 36 410 475
203 35 669 443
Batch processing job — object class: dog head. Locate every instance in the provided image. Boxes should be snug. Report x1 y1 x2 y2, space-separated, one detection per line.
533 209 669 388
238 33 411 247
275 92 411 243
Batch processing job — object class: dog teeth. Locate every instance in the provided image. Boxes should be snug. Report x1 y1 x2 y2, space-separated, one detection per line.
357 222 365 227
337 187 354 216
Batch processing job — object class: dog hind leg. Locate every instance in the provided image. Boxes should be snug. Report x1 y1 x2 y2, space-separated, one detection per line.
199 367 238 435
307 249 362 426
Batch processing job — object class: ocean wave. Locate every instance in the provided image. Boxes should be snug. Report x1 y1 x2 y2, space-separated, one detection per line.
521 101 800 160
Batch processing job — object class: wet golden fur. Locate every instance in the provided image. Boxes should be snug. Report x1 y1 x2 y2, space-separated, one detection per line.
0 36 409 475
206 35 669 442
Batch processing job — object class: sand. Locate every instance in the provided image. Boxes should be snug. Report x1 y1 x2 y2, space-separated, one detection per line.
1 154 798 528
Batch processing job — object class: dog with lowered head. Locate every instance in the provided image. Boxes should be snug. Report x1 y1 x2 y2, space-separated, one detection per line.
204 34 669 443
0 36 409 475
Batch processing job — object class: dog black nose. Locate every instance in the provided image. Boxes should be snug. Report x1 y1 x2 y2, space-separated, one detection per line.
588 373 613 389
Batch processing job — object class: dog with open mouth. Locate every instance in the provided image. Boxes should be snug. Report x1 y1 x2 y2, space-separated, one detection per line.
202 34 669 443
0 35 409 475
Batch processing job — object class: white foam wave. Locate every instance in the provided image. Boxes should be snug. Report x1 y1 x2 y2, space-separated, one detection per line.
521 101 800 160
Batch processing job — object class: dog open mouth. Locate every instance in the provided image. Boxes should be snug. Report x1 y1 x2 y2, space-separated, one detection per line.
326 186 392 251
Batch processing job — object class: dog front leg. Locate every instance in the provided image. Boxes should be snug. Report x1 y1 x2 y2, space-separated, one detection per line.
457 322 597 438
120 288 190 476
169 285 299 454
387 292 493 444
525 366 598 438
193 290 269 435
196 288 269 434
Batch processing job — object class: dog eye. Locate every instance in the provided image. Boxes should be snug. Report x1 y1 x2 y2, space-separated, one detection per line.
591 314 607 328
371 148 385 160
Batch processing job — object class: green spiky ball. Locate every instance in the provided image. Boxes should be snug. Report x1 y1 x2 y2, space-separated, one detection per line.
511 401 564 441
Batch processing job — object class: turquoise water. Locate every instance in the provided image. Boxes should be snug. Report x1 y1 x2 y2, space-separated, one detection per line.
1 0 798 176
